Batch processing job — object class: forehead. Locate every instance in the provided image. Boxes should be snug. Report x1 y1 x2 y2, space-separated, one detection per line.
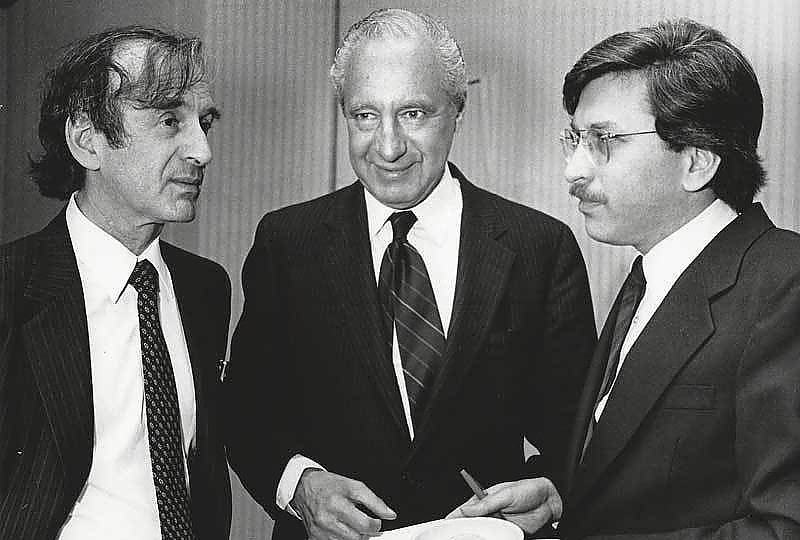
113 39 214 111
342 36 448 106
573 72 653 129
179 82 215 112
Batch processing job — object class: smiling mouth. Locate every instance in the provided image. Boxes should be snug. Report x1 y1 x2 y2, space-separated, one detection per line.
375 163 414 177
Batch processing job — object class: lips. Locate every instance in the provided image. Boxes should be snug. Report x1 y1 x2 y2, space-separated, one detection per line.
373 163 415 177
172 175 203 187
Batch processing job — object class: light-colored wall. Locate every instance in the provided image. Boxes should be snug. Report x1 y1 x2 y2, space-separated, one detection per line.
1 2 798 539
194 4 338 537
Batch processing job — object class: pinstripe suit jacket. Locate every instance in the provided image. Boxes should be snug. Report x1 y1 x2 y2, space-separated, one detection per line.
0 209 232 540
225 163 597 539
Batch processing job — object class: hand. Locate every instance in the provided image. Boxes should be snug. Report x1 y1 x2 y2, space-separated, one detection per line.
446 478 562 535
291 469 397 540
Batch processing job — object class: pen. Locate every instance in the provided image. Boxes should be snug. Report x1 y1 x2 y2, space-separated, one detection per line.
459 469 505 520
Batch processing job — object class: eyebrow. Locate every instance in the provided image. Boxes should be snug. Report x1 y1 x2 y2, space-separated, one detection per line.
150 100 221 121
345 102 372 114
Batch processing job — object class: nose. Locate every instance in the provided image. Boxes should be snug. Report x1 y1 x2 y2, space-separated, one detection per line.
374 116 406 162
184 120 213 167
564 144 593 184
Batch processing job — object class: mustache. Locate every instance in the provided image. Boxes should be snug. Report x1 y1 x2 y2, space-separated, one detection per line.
569 182 606 204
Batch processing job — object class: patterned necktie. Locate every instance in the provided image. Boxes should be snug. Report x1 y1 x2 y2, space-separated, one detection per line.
378 211 446 427
128 260 194 540
582 255 646 461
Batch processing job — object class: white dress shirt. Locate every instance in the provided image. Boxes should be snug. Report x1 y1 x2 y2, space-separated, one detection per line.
594 198 738 421
58 194 196 540
276 168 463 515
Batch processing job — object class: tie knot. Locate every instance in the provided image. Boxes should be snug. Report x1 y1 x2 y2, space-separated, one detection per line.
128 259 159 295
389 211 417 243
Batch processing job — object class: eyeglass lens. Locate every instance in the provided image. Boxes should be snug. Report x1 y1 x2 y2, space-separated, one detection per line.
560 129 607 164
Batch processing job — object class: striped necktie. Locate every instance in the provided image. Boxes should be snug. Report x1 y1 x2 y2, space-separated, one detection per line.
128 260 194 539
378 211 446 427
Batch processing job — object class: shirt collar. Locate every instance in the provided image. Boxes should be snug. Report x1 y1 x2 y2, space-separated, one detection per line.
641 198 738 290
364 165 462 244
66 193 173 303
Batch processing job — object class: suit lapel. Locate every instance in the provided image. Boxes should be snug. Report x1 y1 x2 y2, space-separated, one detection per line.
568 203 775 507
21 211 93 482
322 184 410 436
411 166 516 448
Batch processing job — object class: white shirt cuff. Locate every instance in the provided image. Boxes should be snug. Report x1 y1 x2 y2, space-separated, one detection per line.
276 454 326 519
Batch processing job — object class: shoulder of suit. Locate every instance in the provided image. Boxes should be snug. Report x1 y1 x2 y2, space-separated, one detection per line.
255 182 358 233
161 241 229 284
466 182 575 241
0 231 45 318
0 229 45 280
741 224 800 274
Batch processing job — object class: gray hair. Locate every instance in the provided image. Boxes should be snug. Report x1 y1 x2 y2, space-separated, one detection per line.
330 8 466 113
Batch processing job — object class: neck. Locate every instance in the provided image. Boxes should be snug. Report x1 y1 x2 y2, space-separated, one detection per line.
636 192 717 254
74 190 162 256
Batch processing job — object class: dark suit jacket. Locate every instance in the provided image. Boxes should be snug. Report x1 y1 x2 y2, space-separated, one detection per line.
0 210 232 540
559 203 800 540
226 164 596 539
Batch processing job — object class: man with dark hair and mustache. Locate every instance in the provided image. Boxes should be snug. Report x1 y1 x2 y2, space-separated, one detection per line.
0 26 231 539
450 18 800 539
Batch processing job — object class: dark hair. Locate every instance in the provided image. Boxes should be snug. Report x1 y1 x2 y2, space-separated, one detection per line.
30 25 208 200
563 18 765 212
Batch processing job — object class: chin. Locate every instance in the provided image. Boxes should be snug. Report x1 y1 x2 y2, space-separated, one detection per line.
368 184 424 209
584 221 616 246
169 201 198 223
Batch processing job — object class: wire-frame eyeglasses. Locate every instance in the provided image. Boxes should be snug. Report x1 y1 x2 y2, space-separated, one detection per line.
559 128 658 165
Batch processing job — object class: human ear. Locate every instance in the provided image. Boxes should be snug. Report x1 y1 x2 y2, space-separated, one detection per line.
65 113 101 171
681 147 721 192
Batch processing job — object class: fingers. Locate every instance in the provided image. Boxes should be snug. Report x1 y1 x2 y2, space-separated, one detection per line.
295 471 395 540
457 491 512 517
446 493 481 519
457 478 562 536
349 480 397 520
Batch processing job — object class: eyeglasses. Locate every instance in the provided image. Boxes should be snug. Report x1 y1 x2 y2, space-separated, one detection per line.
559 128 658 165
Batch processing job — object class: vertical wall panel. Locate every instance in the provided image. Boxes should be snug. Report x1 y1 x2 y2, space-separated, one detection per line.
338 0 800 329
197 0 336 315
196 2 338 539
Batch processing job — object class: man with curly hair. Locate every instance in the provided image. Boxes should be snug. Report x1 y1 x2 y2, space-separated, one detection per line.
0 26 231 540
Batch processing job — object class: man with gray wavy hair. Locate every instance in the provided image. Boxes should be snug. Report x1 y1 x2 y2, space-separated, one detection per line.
226 8 595 540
